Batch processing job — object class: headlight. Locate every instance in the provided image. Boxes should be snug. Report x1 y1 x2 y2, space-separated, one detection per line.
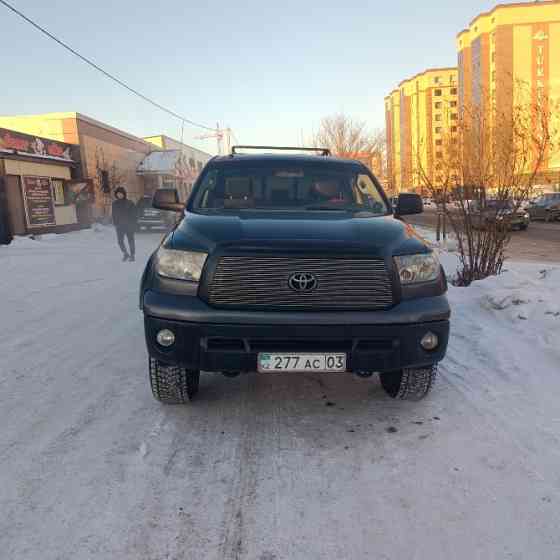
156 248 208 282
394 253 440 285
524 213 530 219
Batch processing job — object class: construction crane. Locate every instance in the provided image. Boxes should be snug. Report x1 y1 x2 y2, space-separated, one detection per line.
195 123 232 155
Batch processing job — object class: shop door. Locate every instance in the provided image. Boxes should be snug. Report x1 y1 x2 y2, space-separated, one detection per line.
0 177 14 245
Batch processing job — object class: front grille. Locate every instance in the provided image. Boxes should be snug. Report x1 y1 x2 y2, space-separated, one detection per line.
207 256 394 310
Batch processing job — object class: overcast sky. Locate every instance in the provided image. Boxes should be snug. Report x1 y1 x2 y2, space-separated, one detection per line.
1 0 496 153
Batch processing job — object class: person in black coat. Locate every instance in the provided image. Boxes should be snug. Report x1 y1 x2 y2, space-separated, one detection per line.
112 186 137 261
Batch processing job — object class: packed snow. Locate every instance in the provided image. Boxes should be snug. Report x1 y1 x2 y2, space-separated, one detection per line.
1 226 559 559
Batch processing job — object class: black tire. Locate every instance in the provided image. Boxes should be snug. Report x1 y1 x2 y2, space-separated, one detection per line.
149 357 200 404
380 365 438 401
519 224 528 231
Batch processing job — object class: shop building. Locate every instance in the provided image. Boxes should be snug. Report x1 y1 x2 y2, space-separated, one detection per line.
0 127 93 240
137 147 211 202
0 114 212 220
0 112 154 218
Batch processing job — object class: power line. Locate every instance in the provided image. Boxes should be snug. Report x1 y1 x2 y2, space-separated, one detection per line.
0 0 216 132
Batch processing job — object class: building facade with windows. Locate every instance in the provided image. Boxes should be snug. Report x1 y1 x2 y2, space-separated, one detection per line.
141 135 212 201
0 114 212 220
457 0 560 179
385 67 459 192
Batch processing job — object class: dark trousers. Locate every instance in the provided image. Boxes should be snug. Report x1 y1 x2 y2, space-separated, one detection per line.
116 227 135 257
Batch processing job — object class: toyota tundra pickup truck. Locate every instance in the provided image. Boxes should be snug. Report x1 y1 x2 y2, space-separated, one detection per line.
139 146 450 404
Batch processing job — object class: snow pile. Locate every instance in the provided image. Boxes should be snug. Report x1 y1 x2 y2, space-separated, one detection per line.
450 263 560 359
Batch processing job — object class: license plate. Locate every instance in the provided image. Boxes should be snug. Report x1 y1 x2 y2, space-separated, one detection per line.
258 353 347 373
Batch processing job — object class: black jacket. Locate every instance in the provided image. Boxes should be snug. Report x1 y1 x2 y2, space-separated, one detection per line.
112 188 137 229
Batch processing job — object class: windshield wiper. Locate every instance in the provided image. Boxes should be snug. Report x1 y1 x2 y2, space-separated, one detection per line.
304 204 373 212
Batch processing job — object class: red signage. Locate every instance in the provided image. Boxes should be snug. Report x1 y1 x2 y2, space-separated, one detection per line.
22 176 56 228
0 128 74 161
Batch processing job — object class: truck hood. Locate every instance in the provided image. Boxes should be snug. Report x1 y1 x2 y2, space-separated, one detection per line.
168 211 429 257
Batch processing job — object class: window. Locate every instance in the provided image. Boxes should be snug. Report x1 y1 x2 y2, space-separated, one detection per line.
162 178 176 189
491 51 496 63
189 157 195 170
434 76 441 84
436 152 443 159
434 89 442 96
491 70 496 82
451 113 458 120
435 101 442 109
435 127 442 134
450 101 457 108
451 138 458 145
197 161 203 172
435 114 442 121
191 164 389 215
52 180 66 206
435 139 443 146
451 126 457 133
100 170 110 193
451 87 458 95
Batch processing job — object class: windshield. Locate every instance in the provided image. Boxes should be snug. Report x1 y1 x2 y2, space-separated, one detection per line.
190 164 389 215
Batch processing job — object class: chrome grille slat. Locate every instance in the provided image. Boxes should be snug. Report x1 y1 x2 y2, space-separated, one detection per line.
207 255 394 310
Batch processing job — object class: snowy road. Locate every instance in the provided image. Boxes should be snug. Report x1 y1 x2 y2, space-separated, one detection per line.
2 228 560 560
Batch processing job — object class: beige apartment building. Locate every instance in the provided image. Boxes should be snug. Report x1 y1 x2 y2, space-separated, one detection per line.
385 68 459 193
457 0 560 181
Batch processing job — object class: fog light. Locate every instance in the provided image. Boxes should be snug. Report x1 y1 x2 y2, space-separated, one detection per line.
156 329 175 347
420 331 439 351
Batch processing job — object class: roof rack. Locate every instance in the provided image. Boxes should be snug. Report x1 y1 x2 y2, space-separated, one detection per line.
230 145 331 157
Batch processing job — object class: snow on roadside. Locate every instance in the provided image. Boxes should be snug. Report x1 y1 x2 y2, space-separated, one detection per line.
2 227 560 559
410 222 560 361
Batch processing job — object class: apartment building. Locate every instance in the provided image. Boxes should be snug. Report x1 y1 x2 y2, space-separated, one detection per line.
385 68 459 192
457 0 560 177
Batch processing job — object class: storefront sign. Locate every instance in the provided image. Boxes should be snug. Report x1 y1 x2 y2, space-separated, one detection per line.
0 128 74 161
22 176 56 228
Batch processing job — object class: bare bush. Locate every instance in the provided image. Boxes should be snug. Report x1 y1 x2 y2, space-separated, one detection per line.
417 82 558 286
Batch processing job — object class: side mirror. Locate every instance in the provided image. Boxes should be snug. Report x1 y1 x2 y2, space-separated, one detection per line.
395 193 423 216
152 189 183 212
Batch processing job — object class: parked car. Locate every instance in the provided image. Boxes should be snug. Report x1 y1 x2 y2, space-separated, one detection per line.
526 193 560 222
140 146 450 404
470 200 530 230
136 195 176 231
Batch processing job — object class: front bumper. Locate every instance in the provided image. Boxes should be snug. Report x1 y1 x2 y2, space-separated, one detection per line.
143 291 450 374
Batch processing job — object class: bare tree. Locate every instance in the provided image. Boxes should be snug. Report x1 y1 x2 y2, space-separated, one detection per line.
313 114 386 172
416 81 558 286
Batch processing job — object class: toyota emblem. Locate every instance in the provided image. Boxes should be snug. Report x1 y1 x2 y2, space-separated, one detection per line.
288 272 318 293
